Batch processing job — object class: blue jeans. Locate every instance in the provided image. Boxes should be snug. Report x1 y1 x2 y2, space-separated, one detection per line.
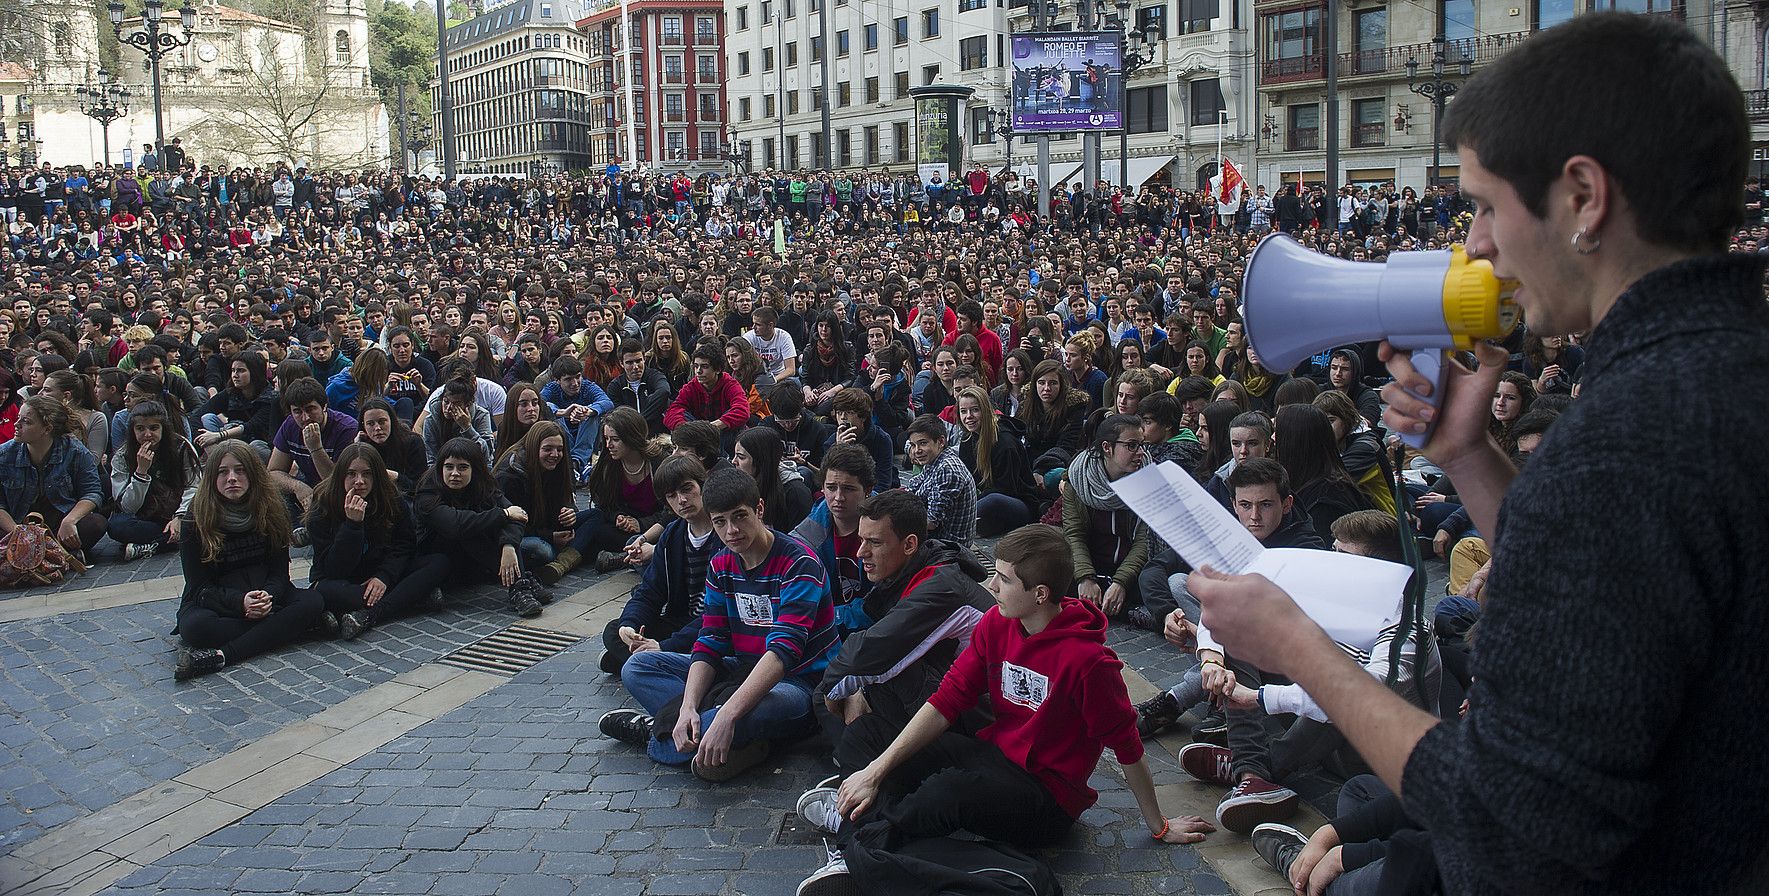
619 651 814 766
566 414 603 474
517 522 599 567
975 493 1033 537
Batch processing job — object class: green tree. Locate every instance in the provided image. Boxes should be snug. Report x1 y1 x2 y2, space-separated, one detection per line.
368 0 438 116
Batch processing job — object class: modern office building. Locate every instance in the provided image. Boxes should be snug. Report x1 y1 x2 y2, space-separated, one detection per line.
576 0 730 173
436 0 596 175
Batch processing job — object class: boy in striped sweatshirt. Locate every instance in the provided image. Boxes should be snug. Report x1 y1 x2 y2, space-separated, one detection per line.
602 468 840 781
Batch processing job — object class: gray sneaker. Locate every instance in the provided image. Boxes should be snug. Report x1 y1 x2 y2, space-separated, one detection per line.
795 786 842 835
1251 822 1309 878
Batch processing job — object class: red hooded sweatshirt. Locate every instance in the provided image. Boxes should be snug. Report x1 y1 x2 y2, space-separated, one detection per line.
927 597 1143 819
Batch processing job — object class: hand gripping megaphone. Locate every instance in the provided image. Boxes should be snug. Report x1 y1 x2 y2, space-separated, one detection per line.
1241 235 1520 448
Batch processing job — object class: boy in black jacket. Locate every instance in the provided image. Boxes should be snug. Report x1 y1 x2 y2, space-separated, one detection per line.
599 456 721 673
607 339 673 435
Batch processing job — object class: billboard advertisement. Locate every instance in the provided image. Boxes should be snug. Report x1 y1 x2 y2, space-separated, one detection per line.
1010 32 1124 132
914 93 961 185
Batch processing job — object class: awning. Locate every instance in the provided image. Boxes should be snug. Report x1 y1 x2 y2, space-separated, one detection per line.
1101 154 1176 189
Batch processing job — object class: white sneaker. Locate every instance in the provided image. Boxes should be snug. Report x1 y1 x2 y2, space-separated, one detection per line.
124 542 158 562
796 845 856 896
795 786 842 836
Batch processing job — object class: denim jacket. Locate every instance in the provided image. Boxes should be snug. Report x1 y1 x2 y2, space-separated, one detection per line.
0 436 105 521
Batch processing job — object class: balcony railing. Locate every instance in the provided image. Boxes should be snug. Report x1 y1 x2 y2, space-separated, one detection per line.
1351 122 1385 147
665 110 686 121
661 33 684 46
663 70 685 84
1264 30 1529 86
1288 128 1320 151
698 107 721 121
695 30 717 45
696 70 719 84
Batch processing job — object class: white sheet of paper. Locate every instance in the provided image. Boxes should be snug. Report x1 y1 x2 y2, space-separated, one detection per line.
1110 462 1263 574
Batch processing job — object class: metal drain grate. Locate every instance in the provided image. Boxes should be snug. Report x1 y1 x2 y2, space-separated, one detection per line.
438 624 582 675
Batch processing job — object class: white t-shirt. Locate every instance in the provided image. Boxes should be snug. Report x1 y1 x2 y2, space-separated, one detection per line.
745 328 797 379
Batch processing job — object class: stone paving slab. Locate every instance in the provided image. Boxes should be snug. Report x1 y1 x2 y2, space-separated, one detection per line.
0 560 620 854
97 638 1227 896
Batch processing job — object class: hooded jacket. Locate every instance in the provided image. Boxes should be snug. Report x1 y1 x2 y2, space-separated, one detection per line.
816 540 995 726
617 515 723 653
928 597 1144 819
664 371 750 430
1330 348 1383 428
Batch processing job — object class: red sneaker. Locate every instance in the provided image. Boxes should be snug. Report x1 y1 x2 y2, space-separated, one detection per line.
1178 743 1235 787
1216 775 1299 834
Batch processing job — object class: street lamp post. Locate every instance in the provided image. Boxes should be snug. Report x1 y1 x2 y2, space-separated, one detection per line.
1406 36 1471 188
0 133 10 169
983 107 1014 176
78 69 131 166
1111 0 1156 190
108 0 196 159
408 120 433 171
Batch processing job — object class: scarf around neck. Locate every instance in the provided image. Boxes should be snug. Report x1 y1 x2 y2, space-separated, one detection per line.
1068 448 1129 510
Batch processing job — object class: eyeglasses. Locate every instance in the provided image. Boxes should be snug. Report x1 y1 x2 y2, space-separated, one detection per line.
1112 440 1148 452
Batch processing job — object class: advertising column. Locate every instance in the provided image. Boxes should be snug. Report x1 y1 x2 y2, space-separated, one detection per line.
909 84 974 186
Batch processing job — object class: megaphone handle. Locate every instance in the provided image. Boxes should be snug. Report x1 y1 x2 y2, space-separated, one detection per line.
1396 349 1447 450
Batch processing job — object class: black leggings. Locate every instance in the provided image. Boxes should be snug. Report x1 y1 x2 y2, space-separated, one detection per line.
177 588 325 663
313 553 452 623
835 713 1074 851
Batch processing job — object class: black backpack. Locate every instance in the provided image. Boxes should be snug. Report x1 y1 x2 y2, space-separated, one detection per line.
842 835 1063 896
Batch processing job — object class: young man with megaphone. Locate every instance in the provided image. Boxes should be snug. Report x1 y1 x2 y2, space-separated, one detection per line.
1193 13 1769 896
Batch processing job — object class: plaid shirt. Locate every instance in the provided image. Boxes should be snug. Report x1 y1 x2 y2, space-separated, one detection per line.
905 446 978 545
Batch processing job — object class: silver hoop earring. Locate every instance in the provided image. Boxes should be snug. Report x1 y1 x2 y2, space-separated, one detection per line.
1571 229 1601 255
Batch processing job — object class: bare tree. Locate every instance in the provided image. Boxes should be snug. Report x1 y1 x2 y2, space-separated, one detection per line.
196 31 380 169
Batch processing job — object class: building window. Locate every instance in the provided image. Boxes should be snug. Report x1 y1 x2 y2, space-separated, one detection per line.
764 137 777 168
812 86 825 110
1144 4 1174 38
1441 0 1475 41
1533 0 1575 30
922 63 940 85
970 106 994 144
837 29 850 55
893 122 910 162
662 16 683 42
839 129 852 166
765 94 776 116
865 76 879 102
1190 78 1226 126
541 2 553 17
698 54 718 80
701 131 720 158
812 134 825 166
865 125 880 164
666 131 686 157
785 0 796 17
665 93 686 120
1127 84 1167 133
664 55 685 82
1263 6 1323 80
838 82 851 106
961 0 986 11
335 29 351 64
787 134 800 167
764 46 775 70
894 16 909 44
1352 97 1386 146
959 35 987 70
1288 103 1320 151
787 41 798 66
894 70 910 96
701 93 719 117
811 35 823 62
739 51 751 75
761 0 772 21
741 97 753 119
866 23 879 49
697 16 717 41
1352 8 1386 74
922 8 940 37
789 91 800 113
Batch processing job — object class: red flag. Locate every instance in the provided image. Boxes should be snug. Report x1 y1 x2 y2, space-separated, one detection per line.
1218 158 1245 205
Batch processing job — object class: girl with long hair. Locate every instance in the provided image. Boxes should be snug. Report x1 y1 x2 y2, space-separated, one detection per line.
41 369 109 463
328 345 388 419
647 320 691 391
582 324 622 387
494 382 552 468
799 312 855 416
952 332 995 387
1273 403 1373 544
954 385 1040 535
192 349 280 456
1018 358 1088 490
734 426 814 531
108 399 200 561
1313 390 1397 515
582 407 669 571
1489 370 1537 454
724 336 772 422
1182 340 1224 385
0 395 107 554
454 327 503 383
174 439 324 680
415 437 547 618
991 349 1034 416
355 398 428 500
496 421 597 584
419 362 496 461
306 443 452 639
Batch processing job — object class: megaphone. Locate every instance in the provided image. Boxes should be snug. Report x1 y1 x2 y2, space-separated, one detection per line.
1241 235 1519 448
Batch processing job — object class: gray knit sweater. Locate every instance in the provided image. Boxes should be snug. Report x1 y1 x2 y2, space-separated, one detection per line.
1401 254 1769 894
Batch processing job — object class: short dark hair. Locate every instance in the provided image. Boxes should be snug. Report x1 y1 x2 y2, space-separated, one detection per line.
1443 13 1745 252
1227 456 1292 499
1096 412 1142 447
702 467 761 515
550 355 584 378
284 376 326 410
993 524 1073 599
653 454 708 499
752 305 779 326
769 381 803 417
618 338 645 358
819 442 876 492
859 489 929 543
1229 411 1274 440
217 323 248 344
831 386 873 419
904 414 948 444
1330 510 1404 563
691 341 727 371
956 300 983 325
1139 391 1185 432
671 420 723 467
1172 375 1215 404
131 344 169 368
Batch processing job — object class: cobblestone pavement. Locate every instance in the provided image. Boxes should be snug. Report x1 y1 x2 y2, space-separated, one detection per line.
0 562 602 854
98 639 1226 896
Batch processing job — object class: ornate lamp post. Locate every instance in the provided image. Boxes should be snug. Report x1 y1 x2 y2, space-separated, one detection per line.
77 69 131 166
0 132 10 169
1112 0 1158 190
1406 36 1472 188
407 117 433 171
107 0 196 160
983 107 1015 176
